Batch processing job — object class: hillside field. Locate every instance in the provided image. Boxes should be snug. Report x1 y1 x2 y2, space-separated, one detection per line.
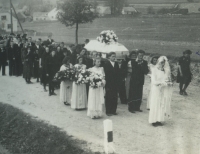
22 16 200 60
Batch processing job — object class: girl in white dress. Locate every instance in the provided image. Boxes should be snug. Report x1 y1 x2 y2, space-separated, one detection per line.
71 57 87 110
60 57 73 106
149 56 173 127
87 58 105 119
147 56 159 110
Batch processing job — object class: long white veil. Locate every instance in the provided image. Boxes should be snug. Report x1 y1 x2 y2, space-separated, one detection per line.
155 56 173 118
156 56 172 82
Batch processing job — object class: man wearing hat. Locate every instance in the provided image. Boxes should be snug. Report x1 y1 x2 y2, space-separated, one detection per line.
177 50 192 95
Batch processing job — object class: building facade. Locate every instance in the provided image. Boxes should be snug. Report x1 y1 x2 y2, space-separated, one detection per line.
0 11 18 32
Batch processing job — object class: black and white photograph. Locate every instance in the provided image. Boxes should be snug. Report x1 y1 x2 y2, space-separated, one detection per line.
0 0 200 153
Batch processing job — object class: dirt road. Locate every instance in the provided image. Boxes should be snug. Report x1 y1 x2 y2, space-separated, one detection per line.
1 67 200 154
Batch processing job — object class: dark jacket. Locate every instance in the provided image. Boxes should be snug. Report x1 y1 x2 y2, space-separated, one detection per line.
7 46 17 61
45 55 58 79
130 60 149 85
0 47 7 64
104 61 120 89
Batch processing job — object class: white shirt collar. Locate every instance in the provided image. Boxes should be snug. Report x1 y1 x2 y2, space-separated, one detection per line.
110 60 115 67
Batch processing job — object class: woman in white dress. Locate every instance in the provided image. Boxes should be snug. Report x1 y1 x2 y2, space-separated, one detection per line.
71 56 87 110
147 56 159 110
149 56 173 127
60 57 73 106
87 58 105 119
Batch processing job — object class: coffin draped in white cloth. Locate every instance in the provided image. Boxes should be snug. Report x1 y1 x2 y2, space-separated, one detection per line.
84 40 129 57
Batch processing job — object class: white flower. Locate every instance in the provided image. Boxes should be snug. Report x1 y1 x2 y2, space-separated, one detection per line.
97 81 102 87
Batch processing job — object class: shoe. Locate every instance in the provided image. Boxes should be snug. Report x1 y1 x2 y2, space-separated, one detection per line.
183 91 188 96
136 109 143 112
113 113 118 115
179 91 183 95
106 114 112 116
156 122 163 126
49 94 51 96
152 123 158 127
129 110 135 113
52 92 56 95
64 102 70 106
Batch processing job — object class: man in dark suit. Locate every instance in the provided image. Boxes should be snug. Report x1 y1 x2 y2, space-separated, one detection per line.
27 37 35 48
41 47 50 91
104 52 120 116
128 50 149 113
14 38 23 76
117 57 127 104
8 41 17 76
0 45 7 76
45 50 58 96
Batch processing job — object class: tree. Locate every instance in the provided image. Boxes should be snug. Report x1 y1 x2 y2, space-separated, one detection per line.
147 6 155 14
108 0 126 15
57 0 98 44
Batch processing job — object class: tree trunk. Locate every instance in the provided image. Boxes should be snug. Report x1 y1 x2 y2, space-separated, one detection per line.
75 22 78 45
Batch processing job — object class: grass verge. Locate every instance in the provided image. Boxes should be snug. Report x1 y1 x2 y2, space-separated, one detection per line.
0 102 101 154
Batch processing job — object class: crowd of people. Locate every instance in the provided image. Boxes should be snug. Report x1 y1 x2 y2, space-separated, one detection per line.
0 33 193 127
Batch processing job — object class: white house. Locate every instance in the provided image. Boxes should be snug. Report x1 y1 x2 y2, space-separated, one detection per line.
0 10 18 32
179 3 200 13
96 6 111 16
48 8 59 20
33 12 49 21
122 7 138 15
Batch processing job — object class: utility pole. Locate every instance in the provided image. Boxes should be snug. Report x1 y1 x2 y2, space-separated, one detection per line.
10 0 13 34
11 2 24 34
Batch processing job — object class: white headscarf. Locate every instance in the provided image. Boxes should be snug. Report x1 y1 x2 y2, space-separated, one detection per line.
156 56 171 82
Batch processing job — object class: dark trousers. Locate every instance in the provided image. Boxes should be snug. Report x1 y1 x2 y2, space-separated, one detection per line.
118 80 127 104
9 60 16 76
33 61 39 80
105 87 118 114
0 63 6 75
128 84 143 111
42 68 47 88
16 60 22 76
49 81 54 94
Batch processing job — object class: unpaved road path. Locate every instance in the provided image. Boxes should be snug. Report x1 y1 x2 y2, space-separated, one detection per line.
1 67 200 154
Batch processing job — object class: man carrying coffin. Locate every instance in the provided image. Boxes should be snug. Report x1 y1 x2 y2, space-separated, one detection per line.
128 50 149 113
104 52 120 116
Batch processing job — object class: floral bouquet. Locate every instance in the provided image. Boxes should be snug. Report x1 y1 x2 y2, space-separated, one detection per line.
74 69 91 85
96 30 118 44
88 72 105 89
53 67 76 82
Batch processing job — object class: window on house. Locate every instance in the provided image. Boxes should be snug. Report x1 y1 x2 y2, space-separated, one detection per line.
7 24 12 29
1 16 6 20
